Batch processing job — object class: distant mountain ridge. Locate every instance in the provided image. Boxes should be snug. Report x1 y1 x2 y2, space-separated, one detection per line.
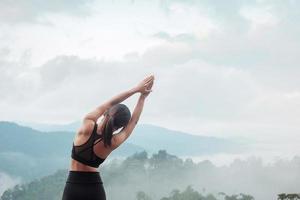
0 121 249 181
17 121 81 132
11 121 249 155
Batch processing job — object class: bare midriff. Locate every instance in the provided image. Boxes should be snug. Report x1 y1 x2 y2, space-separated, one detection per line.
70 158 99 172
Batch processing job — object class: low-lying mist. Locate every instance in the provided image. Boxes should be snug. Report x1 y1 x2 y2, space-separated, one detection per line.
2 150 299 200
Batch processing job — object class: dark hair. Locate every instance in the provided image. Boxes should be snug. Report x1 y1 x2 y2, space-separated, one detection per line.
101 103 131 148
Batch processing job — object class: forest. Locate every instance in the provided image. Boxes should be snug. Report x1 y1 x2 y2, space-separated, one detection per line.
2 150 298 200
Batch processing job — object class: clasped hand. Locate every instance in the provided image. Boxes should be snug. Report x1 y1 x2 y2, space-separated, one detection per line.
135 75 155 97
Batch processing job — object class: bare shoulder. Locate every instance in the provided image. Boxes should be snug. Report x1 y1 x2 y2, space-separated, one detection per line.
78 119 95 136
73 119 96 146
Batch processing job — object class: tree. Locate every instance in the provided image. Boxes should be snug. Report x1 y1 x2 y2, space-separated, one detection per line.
136 191 152 200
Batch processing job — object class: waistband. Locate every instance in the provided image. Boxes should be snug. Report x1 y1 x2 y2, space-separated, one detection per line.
66 170 103 184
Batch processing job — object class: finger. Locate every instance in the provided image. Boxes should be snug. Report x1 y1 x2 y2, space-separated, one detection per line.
144 81 153 86
149 80 154 87
145 80 152 84
147 83 153 90
145 77 154 83
147 74 154 80
148 80 154 87
145 75 153 80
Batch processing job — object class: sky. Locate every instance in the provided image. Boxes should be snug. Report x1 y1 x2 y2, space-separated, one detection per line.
0 0 300 159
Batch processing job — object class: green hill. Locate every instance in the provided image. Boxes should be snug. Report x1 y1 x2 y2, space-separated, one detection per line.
0 121 248 181
1 150 255 200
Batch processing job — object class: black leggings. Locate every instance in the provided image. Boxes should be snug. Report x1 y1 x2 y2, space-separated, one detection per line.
62 170 106 200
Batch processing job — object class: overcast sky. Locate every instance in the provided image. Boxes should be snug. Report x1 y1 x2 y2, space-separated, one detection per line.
1 0 299 157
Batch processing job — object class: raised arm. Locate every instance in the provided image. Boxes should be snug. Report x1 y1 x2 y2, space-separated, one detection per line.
111 78 154 149
83 75 154 122
83 87 137 122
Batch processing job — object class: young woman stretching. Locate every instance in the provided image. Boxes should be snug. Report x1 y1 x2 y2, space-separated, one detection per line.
62 75 155 200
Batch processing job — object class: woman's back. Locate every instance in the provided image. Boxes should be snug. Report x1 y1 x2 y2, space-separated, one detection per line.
71 120 114 171
62 74 154 200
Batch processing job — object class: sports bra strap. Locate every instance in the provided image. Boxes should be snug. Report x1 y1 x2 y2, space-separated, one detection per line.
76 122 103 155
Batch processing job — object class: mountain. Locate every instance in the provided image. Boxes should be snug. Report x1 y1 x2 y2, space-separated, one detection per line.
0 121 249 181
16 121 81 132
0 121 144 181
16 121 249 155
129 124 248 155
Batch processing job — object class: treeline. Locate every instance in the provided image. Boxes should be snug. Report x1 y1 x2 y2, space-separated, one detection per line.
2 149 299 200
1 150 255 200
277 193 300 200
136 186 254 200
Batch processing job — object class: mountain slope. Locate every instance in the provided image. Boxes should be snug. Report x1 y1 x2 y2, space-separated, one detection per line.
0 121 249 181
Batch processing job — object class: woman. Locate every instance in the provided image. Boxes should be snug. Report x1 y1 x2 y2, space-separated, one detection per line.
62 75 155 200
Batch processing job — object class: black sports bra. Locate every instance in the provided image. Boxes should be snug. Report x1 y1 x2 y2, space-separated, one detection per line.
71 122 106 168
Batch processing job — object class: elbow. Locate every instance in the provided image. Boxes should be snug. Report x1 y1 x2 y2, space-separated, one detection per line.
99 102 112 112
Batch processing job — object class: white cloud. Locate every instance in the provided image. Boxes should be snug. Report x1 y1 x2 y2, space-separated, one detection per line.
239 4 279 32
0 0 299 160
0 0 94 24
